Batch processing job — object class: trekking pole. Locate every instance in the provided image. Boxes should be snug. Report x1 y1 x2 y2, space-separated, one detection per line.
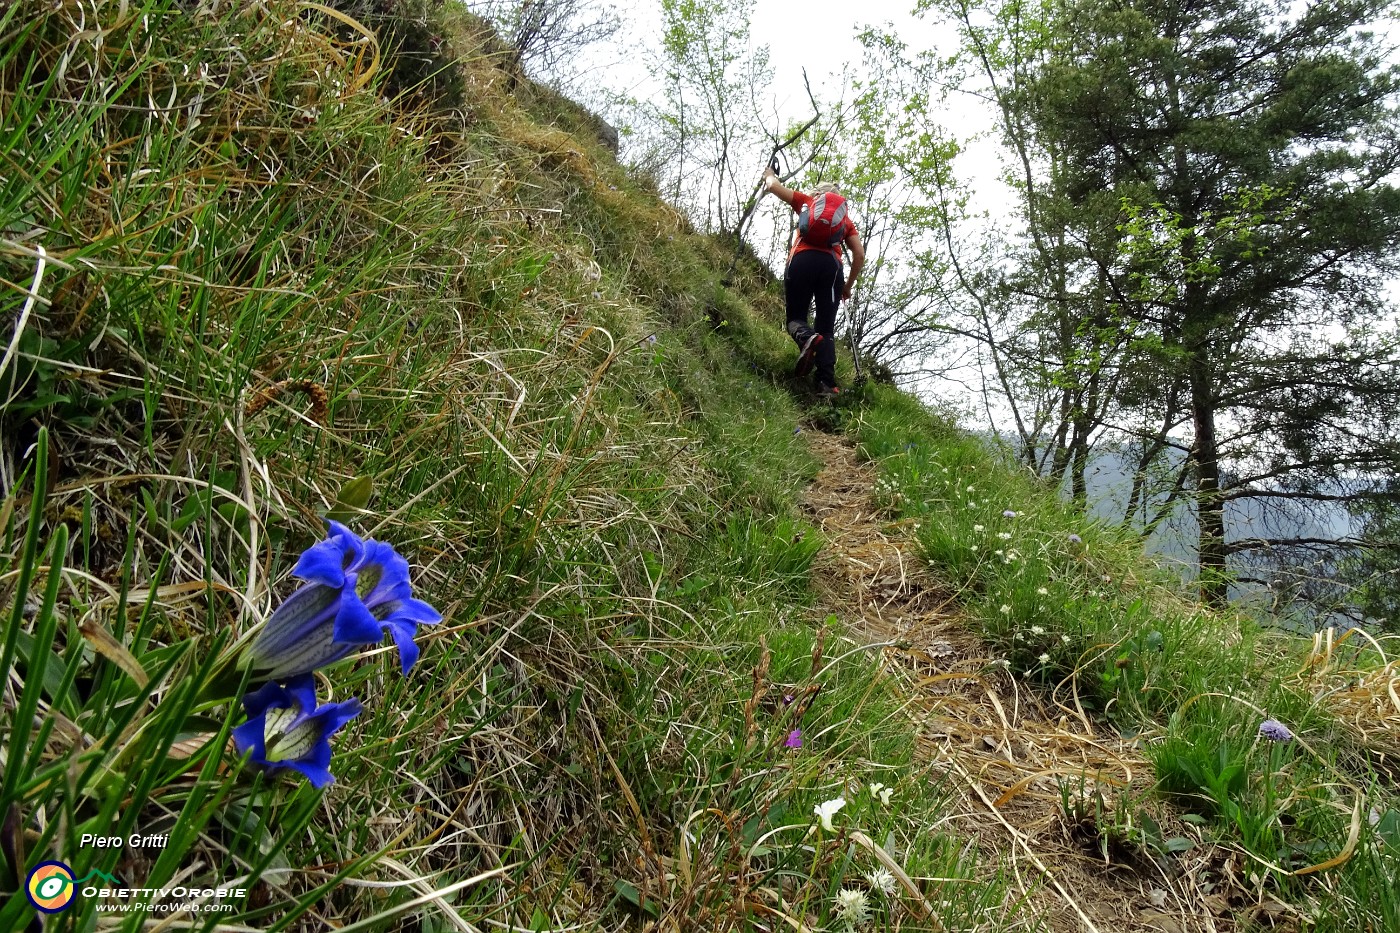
724 151 787 283
739 150 782 224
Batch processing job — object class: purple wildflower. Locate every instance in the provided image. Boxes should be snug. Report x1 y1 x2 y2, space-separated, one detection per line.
1258 718 1294 742
1067 533 1083 545
1003 510 1017 518
785 729 803 749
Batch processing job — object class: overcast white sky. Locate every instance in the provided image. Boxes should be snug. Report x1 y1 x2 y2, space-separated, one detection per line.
601 0 979 145
580 0 1012 235
603 0 939 98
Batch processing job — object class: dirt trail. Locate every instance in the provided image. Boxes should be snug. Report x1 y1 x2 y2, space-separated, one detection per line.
799 428 1233 933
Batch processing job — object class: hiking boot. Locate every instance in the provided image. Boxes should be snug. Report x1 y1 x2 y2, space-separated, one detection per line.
817 382 840 399
794 333 823 378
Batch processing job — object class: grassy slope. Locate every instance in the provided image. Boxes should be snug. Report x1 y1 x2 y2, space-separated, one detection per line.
0 2 1396 931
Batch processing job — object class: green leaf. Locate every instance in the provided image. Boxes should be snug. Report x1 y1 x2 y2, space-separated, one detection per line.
613 879 659 917
514 250 551 285
172 488 213 532
12 629 79 716
1375 810 1400 852
326 474 374 524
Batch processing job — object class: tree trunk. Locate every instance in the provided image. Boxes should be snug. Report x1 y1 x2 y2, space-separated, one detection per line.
1069 412 1091 508
1189 347 1228 606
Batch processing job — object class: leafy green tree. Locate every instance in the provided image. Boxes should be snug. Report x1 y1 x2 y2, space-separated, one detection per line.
861 1 1160 508
1044 0 1400 603
647 0 773 233
807 47 966 383
914 0 1400 604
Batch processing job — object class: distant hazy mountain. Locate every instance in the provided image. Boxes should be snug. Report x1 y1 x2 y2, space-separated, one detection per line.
1002 437 1359 619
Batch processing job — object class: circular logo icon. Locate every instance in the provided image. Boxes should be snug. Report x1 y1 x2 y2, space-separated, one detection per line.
26 860 77 913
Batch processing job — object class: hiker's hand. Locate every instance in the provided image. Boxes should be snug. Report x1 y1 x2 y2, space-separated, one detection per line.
762 167 777 191
841 284 853 301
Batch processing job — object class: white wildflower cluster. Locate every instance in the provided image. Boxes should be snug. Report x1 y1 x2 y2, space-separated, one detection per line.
866 866 898 896
811 785 908 929
833 888 871 929
1012 616 1066 670
873 474 905 508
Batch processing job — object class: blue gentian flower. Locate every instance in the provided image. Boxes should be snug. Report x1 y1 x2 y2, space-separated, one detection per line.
245 521 442 678
244 580 376 680
232 675 361 788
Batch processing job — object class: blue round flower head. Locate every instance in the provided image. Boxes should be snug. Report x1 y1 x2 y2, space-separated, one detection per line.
1258 718 1294 742
232 675 361 788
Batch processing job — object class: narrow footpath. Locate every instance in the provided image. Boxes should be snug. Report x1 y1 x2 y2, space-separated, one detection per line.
799 427 1242 933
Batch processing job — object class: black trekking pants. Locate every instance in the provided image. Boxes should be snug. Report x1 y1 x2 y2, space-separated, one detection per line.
783 249 844 386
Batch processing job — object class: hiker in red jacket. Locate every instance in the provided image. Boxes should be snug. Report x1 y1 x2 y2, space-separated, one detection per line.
762 167 864 397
